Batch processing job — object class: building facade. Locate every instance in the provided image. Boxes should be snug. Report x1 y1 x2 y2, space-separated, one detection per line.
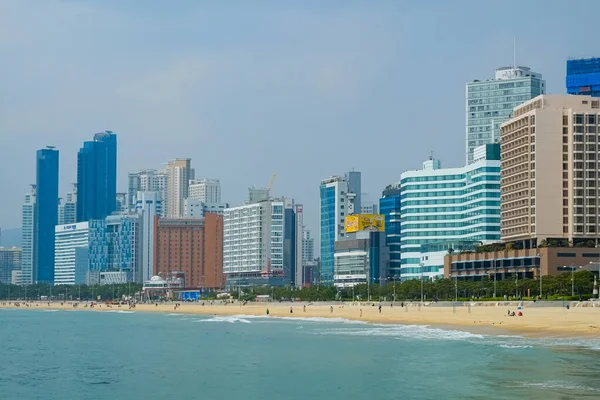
400 147 501 280
302 229 315 263
166 158 194 218
105 215 142 282
567 57 600 98
333 232 389 288
76 131 117 221
188 179 221 203
466 66 545 164
34 146 59 284
20 185 36 284
153 216 224 289
319 172 361 286
58 186 77 226
0 247 22 284
379 186 401 279
128 169 168 216
500 94 600 246
135 191 162 283
54 222 93 285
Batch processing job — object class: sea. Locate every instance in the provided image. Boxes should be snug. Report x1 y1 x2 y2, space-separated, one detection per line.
2 309 600 400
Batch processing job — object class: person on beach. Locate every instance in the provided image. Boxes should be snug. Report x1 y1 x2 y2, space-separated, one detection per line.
266 308 270 315
378 304 382 314
290 307 293 314
360 309 363 317
303 305 306 312
330 306 333 314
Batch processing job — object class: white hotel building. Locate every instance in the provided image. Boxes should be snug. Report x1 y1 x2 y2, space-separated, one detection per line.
54 222 91 285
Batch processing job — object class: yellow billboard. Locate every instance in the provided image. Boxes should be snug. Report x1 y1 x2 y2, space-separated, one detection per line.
345 214 385 233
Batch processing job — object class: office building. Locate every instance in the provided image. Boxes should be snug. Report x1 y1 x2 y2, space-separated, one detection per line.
567 57 600 98
334 231 389 288
128 169 168 215
188 179 221 203
105 215 142 282
166 158 194 218
20 185 36 284
58 185 77 226
223 198 301 287
466 66 545 164
0 247 22 284
54 222 94 285
135 191 162 283
34 146 59 283
153 215 224 289
76 131 117 221
116 193 128 213
379 186 401 279
500 94 600 246
400 147 501 280
302 229 314 263
183 199 204 219
319 172 361 286
360 201 378 215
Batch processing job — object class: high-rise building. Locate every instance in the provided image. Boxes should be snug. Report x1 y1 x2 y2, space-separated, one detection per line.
128 169 168 215
153 215 224 289
319 172 360 286
20 185 36 284
466 66 545 164
333 231 389 288
58 185 77 226
166 158 193 218
567 57 600 98
189 179 221 203
500 94 600 245
0 247 22 284
54 222 94 285
183 199 205 219
223 198 300 287
400 147 501 280
135 191 162 283
294 204 304 288
116 193 128 213
34 146 59 284
76 131 117 221
302 229 314 263
379 186 401 279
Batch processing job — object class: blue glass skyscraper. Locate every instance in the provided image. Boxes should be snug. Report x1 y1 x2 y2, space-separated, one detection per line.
77 131 117 222
567 58 600 97
34 146 59 283
379 186 401 279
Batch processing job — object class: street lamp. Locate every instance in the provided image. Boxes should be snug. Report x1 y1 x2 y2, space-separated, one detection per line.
537 253 542 300
419 262 424 303
492 258 497 298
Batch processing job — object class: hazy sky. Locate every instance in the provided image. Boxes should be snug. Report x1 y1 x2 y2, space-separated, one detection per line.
1 0 598 236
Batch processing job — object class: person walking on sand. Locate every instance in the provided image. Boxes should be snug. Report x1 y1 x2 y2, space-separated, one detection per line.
378 304 382 314
330 306 333 314
290 307 293 314
303 305 306 312
266 308 270 315
360 309 363 317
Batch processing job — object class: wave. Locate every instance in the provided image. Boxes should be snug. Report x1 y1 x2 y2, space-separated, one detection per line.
43 309 60 312
195 316 252 324
498 344 533 349
316 324 484 341
521 381 600 393
107 310 135 314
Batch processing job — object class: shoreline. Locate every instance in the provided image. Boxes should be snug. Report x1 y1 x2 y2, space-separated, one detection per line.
2 300 600 339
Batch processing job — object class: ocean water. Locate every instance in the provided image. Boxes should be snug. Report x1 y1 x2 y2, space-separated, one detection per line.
2 310 600 400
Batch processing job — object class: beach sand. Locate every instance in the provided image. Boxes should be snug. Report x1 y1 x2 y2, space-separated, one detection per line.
3 300 600 338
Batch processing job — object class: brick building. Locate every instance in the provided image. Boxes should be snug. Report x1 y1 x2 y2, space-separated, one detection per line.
153 214 224 290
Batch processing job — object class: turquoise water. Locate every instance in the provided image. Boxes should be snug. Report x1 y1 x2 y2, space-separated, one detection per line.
2 309 600 399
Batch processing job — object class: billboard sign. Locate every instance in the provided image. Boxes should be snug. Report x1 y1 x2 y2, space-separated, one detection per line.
345 214 385 233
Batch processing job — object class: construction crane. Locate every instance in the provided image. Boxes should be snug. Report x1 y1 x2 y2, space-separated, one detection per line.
268 173 276 192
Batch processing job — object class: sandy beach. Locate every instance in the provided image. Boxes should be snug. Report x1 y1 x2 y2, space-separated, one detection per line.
3 300 600 338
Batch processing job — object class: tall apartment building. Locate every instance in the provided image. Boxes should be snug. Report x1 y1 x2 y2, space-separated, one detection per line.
567 57 600 98
58 186 77 226
153 215 224 289
135 191 162 282
188 179 221 203
466 66 545 164
165 158 194 218
379 186 401 279
20 185 36 284
116 193 128 213
500 94 600 246
223 198 301 287
302 229 314 263
128 169 168 215
400 147 501 280
319 172 361 285
34 146 59 284
0 247 22 284
76 131 117 222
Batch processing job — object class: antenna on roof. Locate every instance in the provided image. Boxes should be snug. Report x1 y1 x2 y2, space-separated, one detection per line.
429 151 433 160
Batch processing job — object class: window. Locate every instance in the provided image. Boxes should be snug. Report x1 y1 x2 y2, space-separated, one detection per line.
563 115 569 125
575 114 584 124
587 115 596 125
563 136 569 143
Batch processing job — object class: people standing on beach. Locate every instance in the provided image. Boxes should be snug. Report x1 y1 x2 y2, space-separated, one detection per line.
360 309 363 317
330 306 333 314
290 307 293 314
378 304 382 314
266 308 270 315
303 305 306 312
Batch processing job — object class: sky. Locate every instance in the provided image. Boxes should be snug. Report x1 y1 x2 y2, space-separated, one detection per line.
0 0 599 239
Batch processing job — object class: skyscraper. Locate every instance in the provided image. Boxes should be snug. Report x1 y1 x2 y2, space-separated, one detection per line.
319 172 361 286
188 179 221 203
128 169 168 215
500 94 600 245
135 191 162 283
379 186 401 279
76 130 117 222
400 148 501 280
34 146 59 283
165 158 193 218
20 185 36 284
567 57 600 98
466 66 544 164
58 184 77 226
